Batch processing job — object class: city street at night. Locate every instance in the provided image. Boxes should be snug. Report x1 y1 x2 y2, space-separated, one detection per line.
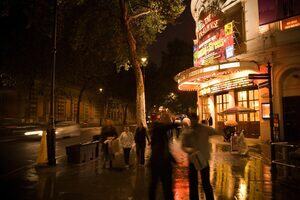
1 0 300 199
0 127 100 176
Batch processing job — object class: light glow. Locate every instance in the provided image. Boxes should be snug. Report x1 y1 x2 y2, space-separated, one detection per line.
24 130 43 136
220 62 240 69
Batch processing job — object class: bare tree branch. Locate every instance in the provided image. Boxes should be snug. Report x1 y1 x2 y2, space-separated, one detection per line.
128 10 151 22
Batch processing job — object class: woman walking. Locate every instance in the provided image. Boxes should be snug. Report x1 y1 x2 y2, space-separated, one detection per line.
119 126 134 169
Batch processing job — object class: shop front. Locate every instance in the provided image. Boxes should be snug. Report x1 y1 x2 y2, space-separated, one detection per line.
175 61 262 138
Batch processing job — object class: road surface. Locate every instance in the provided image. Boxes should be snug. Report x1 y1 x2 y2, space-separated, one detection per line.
0 127 100 177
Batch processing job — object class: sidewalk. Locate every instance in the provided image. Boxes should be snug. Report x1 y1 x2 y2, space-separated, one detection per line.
0 135 299 200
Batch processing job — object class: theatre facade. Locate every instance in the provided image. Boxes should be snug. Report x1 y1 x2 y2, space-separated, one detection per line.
175 0 300 141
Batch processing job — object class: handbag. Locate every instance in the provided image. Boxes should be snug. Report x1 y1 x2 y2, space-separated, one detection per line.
189 150 208 170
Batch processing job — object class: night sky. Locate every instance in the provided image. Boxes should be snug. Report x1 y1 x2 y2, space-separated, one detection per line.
148 6 195 64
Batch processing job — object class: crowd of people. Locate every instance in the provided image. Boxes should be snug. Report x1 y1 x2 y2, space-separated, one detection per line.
96 112 216 200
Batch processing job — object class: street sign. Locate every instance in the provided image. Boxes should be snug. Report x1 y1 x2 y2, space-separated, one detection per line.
258 81 269 88
248 73 270 79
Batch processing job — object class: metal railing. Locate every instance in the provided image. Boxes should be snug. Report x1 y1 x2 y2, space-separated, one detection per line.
271 142 300 169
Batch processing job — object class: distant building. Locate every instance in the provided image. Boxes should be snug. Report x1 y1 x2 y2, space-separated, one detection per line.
175 0 300 141
0 79 136 125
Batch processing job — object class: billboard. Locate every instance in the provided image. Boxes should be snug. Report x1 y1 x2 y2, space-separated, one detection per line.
193 22 235 66
258 0 300 25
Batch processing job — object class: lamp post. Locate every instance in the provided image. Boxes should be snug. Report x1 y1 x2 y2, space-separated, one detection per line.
141 57 147 81
98 88 104 126
248 62 276 177
267 62 276 177
46 0 58 166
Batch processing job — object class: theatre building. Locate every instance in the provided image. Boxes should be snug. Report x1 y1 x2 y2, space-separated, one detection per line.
175 0 300 141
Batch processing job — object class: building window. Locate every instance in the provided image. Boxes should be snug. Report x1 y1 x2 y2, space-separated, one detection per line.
237 89 259 122
202 97 209 121
216 93 229 121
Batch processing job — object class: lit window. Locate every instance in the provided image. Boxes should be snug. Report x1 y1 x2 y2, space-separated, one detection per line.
237 89 259 122
216 93 229 121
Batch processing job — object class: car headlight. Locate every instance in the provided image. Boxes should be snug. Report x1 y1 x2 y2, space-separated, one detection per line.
24 130 43 136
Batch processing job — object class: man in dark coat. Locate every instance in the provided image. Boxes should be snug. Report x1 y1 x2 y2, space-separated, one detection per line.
134 122 150 165
149 113 177 200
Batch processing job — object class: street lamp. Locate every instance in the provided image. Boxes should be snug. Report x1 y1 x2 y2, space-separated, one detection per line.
99 88 103 93
141 57 147 81
47 0 58 166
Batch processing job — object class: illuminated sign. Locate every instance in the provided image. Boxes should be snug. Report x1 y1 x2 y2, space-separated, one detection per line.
280 15 300 30
194 22 235 66
196 14 220 39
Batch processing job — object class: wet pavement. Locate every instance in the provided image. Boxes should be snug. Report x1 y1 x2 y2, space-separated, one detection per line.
0 135 299 200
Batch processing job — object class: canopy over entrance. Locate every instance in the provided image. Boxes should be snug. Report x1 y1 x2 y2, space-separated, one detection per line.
175 61 259 95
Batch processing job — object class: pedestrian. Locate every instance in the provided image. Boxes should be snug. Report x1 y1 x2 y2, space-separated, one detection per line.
134 122 150 166
182 113 215 200
100 119 118 169
149 113 177 200
207 113 213 127
119 126 134 169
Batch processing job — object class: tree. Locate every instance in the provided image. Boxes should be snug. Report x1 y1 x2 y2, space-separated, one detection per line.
146 38 196 114
62 0 185 126
0 0 53 121
118 0 185 126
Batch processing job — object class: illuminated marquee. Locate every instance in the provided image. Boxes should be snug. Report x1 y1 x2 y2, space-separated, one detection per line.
194 21 234 66
196 14 220 39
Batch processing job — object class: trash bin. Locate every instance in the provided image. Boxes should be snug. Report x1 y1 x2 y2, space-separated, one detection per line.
66 141 98 164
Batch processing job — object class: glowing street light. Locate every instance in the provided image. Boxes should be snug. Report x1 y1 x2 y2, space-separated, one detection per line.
141 57 147 64
99 88 103 93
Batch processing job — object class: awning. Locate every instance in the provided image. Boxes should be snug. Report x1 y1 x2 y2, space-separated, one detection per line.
175 61 260 95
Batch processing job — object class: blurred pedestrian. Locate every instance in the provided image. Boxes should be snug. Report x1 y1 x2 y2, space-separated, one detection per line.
119 126 134 169
100 119 118 169
149 113 177 200
134 122 150 166
182 113 215 200
207 113 213 127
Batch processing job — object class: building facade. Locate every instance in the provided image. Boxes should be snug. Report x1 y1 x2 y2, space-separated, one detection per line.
0 80 136 126
175 0 300 141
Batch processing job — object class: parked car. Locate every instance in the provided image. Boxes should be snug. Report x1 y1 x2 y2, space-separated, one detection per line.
0 118 43 139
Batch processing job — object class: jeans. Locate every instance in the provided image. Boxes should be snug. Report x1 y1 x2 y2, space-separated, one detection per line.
136 145 145 165
123 148 131 165
189 163 214 200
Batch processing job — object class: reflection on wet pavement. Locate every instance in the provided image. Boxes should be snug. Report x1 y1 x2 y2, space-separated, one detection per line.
1 135 299 199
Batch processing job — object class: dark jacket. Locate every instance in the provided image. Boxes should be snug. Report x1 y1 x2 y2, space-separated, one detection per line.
134 126 149 147
150 122 176 169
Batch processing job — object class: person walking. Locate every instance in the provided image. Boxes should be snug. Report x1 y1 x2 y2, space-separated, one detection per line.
119 126 134 169
134 122 150 166
100 119 118 169
182 113 215 200
149 113 177 200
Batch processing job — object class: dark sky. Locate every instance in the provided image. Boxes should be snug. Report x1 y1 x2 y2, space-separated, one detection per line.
148 6 195 65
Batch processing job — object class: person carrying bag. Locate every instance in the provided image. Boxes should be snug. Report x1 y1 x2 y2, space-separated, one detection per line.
181 114 215 200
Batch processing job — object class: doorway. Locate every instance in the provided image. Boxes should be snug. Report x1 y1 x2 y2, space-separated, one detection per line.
282 96 300 141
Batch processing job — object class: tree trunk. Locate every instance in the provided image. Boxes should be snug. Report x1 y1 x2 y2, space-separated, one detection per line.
119 0 147 127
76 83 87 124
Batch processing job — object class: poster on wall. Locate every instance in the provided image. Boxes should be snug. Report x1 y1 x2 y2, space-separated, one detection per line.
258 0 300 25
